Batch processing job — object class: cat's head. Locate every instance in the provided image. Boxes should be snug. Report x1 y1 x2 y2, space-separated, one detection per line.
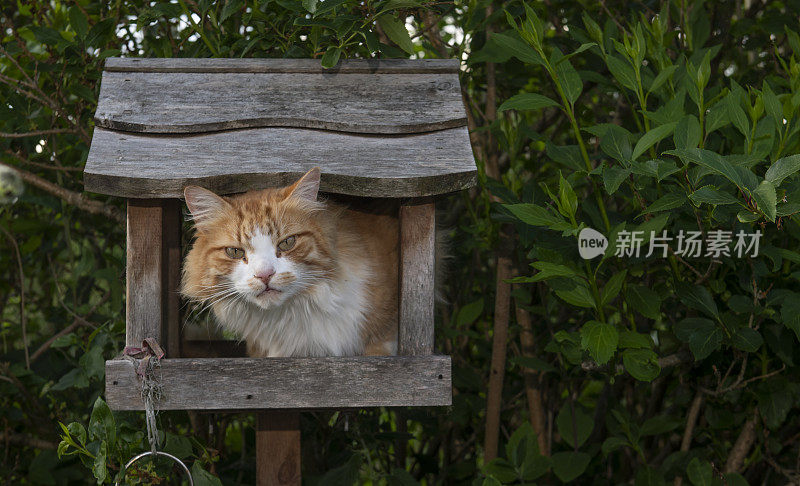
181 168 336 310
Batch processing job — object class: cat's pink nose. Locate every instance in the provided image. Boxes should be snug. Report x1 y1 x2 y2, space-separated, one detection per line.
254 269 275 286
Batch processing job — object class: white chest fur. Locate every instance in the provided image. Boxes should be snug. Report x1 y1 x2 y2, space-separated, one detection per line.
213 261 371 357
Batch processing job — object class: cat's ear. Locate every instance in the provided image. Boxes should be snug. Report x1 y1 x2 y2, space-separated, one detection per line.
184 186 230 224
285 167 320 202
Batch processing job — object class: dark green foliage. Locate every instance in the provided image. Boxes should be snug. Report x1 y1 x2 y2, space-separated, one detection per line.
3 0 800 484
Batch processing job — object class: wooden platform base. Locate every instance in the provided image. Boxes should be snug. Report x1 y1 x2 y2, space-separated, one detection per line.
105 355 451 410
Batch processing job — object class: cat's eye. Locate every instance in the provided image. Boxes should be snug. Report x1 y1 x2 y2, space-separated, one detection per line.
225 247 245 259
277 236 296 252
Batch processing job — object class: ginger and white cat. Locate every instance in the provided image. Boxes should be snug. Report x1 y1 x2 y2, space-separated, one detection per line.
180 168 398 357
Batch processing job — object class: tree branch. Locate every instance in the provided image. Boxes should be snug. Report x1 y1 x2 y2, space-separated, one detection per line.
0 161 124 223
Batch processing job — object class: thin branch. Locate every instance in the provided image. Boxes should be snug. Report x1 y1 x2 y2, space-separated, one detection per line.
5 150 83 173
0 225 29 369
0 129 76 139
0 432 57 450
0 161 124 223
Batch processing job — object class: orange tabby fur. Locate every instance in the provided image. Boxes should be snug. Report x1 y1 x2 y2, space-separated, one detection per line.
181 169 398 357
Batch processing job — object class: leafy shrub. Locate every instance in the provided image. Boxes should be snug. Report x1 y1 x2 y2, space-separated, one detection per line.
3 0 800 484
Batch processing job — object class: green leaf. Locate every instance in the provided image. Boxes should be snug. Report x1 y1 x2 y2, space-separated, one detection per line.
85 18 116 47
378 14 414 54
606 55 638 91
676 283 719 319
689 186 740 205
551 451 591 482
675 318 724 360
753 180 777 221
625 285 661 319
68 6 89 39
730 327 763 352
558 173 578 218
382 0 423 9
385 468 420 486
686 458 712 486
498 93 560 112
619 330 653 349
602 436 629 455
641 192 686 215
555 284 596 309
673 115 702 150
757 381 793 430
552 50 582 105
668 148 758 192
600 126 633 163
483 458 517 482
504 204 562 226
220 0 245 21
580 320 619 364
164 432 194 460
530 261 578 282
622 349 660 381
640 415 681 436
320 47 342 68
762 81 783 124
456 299 483 326
556 403 594 448
491 32 545 66
192 461 224 486
603 166 631 194
765 154 800 187
92 441 107 484
66 422 87 446
635 467 666 486
30 26 65 46
601 271 627 307
647 64 678 94
632 122 677 160
88 397 116 449
727 96 751 138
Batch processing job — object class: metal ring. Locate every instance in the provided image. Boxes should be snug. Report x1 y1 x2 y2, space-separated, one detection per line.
114 451 194 486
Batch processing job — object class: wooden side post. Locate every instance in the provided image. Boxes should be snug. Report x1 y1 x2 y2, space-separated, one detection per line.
397 199 436 468
399 200 436 355
257 412 301 486
126 199 181 354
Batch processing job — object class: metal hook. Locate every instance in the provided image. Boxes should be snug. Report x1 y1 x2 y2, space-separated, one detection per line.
114 451 193 486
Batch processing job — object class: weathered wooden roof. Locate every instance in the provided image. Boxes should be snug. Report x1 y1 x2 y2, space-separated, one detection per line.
84 58 476 198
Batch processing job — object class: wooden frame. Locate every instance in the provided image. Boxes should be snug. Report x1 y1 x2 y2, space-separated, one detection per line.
106 198 451 411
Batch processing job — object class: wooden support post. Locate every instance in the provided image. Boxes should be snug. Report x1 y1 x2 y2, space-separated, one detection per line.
257 412 301 486
399 200 436 356
397 199 436 469
162 199 182 358
126 199 181 354
126 200 164 348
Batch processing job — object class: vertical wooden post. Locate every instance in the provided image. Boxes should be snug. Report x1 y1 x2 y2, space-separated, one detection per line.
256 412 301 486
396 199 436 469
126 199 181 355
162 199 182 358
398 200 436 355
126 200 164 348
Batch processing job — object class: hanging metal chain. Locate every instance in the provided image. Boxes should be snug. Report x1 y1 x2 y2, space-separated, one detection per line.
123 338 165 453
115 338 192 485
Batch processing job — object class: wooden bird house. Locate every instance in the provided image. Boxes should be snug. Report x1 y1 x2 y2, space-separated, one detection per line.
84 57 476 483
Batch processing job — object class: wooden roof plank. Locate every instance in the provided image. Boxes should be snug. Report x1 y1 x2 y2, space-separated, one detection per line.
95 71 465 134
104 57 461 74
84 126 477 198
